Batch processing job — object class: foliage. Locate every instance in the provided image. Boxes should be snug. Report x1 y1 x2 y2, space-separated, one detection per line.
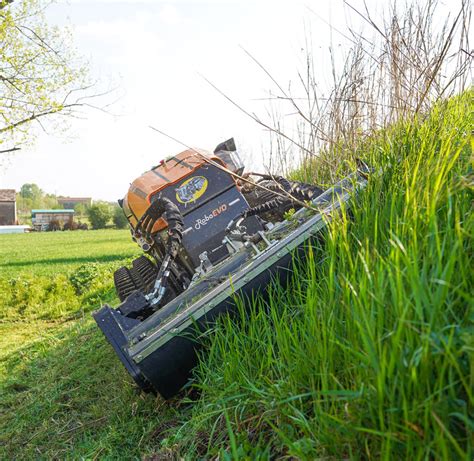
47 218 61 231
257 1 471 182
16 183 60 215
19 183 42 200
0 0 88 152
74 202 88 217
0 0 471 456
0 273 80 320
63 218 79 231
86 203 112 230
0 228 155 459
69 262 103 295
113 205 129 229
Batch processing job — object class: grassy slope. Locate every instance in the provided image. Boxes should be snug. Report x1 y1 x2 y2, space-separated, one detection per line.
0 92 472 459
176 92 473 459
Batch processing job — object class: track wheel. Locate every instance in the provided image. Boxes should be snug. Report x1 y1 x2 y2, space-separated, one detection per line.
132 256 158 292
113 266 139 302
114 256 159 302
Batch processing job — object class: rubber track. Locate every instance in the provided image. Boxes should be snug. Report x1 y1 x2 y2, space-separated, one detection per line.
132 256 158 291
114 266 138 302
114 256 158 302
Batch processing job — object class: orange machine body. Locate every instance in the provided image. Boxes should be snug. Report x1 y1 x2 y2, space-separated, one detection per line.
122 148 227 233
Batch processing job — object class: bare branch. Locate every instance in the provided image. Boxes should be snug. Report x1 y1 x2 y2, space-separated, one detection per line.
0 146 20 153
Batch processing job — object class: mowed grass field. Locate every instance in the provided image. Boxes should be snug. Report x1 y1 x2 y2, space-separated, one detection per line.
0 229 139 277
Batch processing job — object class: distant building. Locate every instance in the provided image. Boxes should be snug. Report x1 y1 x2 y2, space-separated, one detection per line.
57 197 92 209
31 209 75 231
0 189 17 225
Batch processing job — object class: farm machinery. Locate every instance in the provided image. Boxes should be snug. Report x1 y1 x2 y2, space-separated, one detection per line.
93 138 369 398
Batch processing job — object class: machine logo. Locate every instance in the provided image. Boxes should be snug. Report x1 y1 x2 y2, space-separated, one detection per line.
176 176 208 204
194 204 228 230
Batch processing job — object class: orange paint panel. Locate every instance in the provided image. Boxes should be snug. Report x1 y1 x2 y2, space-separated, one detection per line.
123 148 227 234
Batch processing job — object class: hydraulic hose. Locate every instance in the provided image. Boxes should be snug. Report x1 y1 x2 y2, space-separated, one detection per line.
135 196 183 256
135 197 184 307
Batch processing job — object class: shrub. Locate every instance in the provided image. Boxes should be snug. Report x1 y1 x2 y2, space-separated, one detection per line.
63 218 79 231
86 203 112 229
47 219 61 231
113 206 129 229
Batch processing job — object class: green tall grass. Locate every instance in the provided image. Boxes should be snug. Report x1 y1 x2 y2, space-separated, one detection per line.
166 92 473 458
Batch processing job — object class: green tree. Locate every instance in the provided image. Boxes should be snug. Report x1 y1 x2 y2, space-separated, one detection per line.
0 0 89 153
74 203 87 217
18 183 59 209
19 183 46 209
19 183 42 201
112 206 129 229
86 203 112 230
43 193 60 209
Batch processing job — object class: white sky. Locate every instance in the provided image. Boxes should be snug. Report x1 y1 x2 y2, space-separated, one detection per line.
0 0 463 201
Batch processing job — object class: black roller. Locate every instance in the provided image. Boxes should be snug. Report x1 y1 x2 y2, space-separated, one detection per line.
242 177 324 222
